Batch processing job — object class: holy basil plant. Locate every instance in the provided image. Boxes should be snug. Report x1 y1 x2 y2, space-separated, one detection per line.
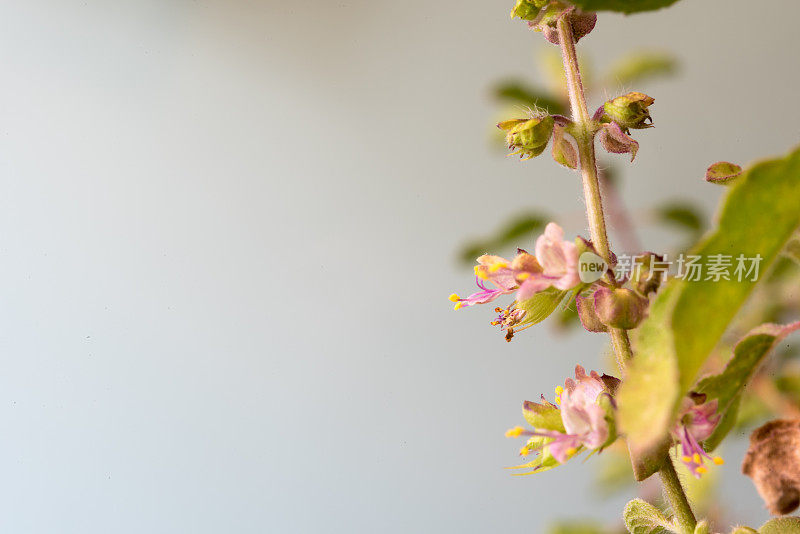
449 1 800 533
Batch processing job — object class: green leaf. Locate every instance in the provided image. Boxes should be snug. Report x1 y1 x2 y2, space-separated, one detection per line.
730 528 758 534
622 499 676 534
607 51 677 87
758 517 800 533
696 322 800 449
617 284 678 480
569 0 682 14
693 521 710 534
620 146 800 471
493 80 566 115
523 399 565 432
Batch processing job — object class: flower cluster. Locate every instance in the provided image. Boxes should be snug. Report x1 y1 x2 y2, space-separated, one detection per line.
505 366 618 474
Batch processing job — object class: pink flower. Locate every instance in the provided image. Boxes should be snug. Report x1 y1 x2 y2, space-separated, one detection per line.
510 366 613 464
672 395 724 477
545 366 610 462
450 223 581 309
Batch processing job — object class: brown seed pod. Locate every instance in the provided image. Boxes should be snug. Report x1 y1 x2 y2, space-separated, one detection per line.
742 419 800 515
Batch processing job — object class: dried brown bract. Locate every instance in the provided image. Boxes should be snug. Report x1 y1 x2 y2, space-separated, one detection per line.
742 419 800 515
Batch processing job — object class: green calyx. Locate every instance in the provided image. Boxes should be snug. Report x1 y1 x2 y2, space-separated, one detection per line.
602 92 655 130
498 115 555 160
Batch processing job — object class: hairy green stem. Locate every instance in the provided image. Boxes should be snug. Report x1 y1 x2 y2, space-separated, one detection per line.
659 457 698 532
555 14 697 530
556 16 632 374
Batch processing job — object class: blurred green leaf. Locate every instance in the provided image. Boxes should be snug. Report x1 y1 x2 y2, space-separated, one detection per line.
731 528 758 534
623 499 675 534
758 516 800 533
493 80 567 115
620 146 800 470
458 213 548 264
654 202 705 237
696 322 800 449
607 51 677 87
569 0 682 13
617 283 678 480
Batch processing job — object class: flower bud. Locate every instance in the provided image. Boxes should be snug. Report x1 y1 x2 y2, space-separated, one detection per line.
498 115 555 160
602 92 654 130
593 287 648 330
742 419 800 515
509 0 548 21
598 122 639 161
631 252 664 296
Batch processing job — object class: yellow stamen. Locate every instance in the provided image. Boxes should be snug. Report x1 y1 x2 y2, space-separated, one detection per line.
489 262 508 273
505 426 524 438
454 302 464 311
696 466 708 474
449 293 460 302
555 386 564 396
693 453 701 464
713 457 724 465
566 447 578 456
682 455 692 464
517 272 530 280
519 446 530 457
476 269 489 280
555 396 561 405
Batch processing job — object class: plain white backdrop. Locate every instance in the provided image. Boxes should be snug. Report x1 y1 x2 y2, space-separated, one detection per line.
0 1 797 532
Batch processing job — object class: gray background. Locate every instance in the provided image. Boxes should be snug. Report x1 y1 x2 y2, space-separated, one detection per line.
0 1 797 532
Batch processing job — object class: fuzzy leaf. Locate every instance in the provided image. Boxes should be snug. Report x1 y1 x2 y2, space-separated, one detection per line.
696 322 800 449
619 146 800 472
523 400 565 432
730 528 757 534
617 284 678 480
693 521 710 534
623 499 675 534
548 522 607 534
569 0 682 14
758 517 800 533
